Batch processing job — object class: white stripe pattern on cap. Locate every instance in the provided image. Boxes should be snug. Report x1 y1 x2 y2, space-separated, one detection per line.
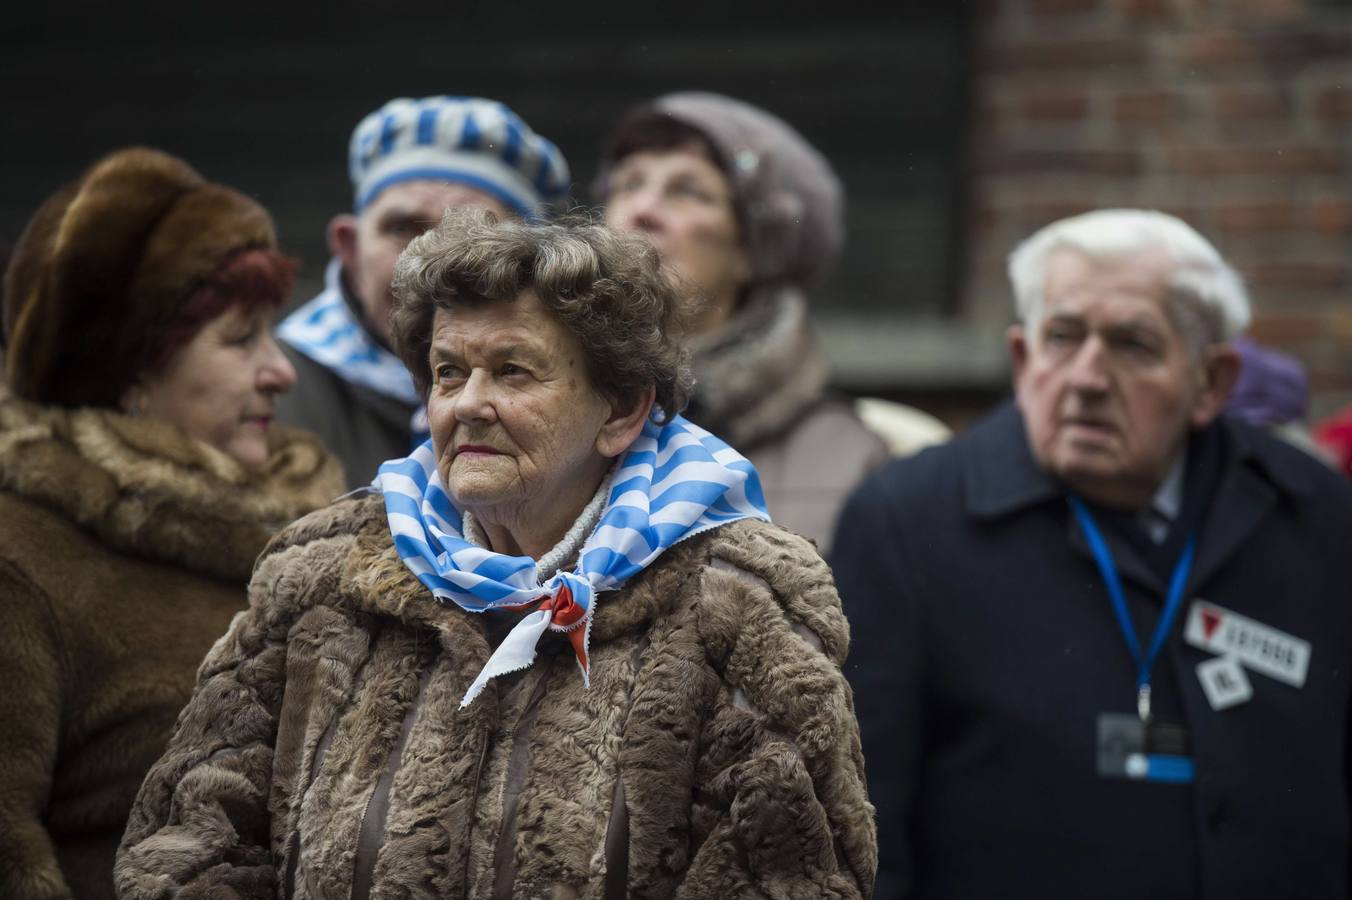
373 415 771 707
348 95 571 215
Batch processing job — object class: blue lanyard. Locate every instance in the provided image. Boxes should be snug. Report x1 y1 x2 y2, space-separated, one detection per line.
1068 495 1197 722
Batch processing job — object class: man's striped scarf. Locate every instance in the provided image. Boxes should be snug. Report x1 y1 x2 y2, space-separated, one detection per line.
277 258 423 407
374 415 770 707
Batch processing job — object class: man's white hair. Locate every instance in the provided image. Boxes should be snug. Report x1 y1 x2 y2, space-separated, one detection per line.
1007 209 1251 347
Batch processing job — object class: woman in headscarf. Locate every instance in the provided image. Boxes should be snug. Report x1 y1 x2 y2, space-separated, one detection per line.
0 148 342 900
117 209 875 898
598 91 948 553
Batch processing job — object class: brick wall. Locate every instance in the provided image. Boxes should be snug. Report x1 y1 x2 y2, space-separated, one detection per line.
964 0 1352 418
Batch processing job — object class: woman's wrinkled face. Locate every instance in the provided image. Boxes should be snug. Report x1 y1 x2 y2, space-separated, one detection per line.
134 304 296 470
603 144 749 334
425 293 615 524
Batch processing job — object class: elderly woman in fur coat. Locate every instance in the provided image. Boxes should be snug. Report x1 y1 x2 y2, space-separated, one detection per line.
117 209 876 899
0 148 342 900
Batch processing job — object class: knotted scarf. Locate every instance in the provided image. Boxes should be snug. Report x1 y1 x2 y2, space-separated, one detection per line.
374 414 770 706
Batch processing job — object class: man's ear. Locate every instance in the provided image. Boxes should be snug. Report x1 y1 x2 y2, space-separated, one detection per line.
327 214 359 271
1190 343 1243 429
596 384 657 458
1007 323 1030 384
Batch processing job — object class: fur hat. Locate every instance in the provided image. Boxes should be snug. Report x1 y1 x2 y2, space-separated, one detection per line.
600 92 845 289
3 147 277 409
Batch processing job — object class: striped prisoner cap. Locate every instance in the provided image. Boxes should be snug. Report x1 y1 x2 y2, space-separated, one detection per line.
349 96 570 216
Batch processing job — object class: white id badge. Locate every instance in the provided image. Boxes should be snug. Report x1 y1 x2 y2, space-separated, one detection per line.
1183 600 1310 688
1197 655 1252 711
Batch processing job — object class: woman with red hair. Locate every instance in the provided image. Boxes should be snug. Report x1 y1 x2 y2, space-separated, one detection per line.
0 147 341 899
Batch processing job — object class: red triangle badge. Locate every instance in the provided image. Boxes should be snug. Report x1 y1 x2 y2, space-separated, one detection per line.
1200 607 1223 641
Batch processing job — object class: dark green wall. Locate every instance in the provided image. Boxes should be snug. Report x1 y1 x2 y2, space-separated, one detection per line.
2 2 971 315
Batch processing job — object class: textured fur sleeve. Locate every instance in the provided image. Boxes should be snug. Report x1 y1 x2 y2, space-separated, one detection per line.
0 562 71 900
680 521 878 898
113 529 332 899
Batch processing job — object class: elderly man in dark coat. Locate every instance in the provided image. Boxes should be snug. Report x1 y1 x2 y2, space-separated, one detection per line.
834 208 1352 900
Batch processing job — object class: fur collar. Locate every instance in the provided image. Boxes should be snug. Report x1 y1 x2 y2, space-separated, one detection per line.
685 285 830 450
0 397 343 581
330 494 714 646
269 495 842 678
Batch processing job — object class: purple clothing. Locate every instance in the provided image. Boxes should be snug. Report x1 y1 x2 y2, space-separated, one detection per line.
1225 337 1309 426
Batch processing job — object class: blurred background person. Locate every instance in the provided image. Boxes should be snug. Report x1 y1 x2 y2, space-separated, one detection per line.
1224 336 1334 465
118 210 874 898
275 95 570 490
0 148 341 900
1315 400 1352 480
835 209 1352 899
597 91 947 553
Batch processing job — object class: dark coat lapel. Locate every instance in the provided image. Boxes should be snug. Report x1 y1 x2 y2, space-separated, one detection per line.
1189 420 1314 591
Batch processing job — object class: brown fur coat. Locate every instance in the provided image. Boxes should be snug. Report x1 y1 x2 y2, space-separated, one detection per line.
116 494 877 898
0 398 341 900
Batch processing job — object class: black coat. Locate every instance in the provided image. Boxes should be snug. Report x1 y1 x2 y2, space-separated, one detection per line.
276 345 417 491
833 402 1352 900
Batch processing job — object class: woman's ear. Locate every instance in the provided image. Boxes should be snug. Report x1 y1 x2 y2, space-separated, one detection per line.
119 383 146 417
596 384 657 458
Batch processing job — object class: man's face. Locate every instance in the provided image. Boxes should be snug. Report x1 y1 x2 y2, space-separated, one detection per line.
331 180 511 346
1010 246 1235 509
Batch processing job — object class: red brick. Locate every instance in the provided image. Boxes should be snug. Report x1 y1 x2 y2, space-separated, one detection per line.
1331 311 1352 343
1228 0 1307 20
1177 30 1254 67
1119 0 1174 22
1311 198 1352 235
1148 204 1204 224
1306 366 1352 393
1254 30 1352 63
1248 313 1326 344
1113 89 1184 124
1314 86 1352 122
1213 85 1290 122
1020 89 1091 121
1214 200 1297 233
987 37 1146 72
1244 260 1351 291
1017 198 1099 224
977 146 1143 175
1177 28 1352 68
1169 144 1345 176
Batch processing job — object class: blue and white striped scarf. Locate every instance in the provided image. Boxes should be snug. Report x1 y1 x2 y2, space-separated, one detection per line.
374 415 770 707
277 258 423 407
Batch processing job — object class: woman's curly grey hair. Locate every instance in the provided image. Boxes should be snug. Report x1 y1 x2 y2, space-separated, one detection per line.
391 207 696 422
